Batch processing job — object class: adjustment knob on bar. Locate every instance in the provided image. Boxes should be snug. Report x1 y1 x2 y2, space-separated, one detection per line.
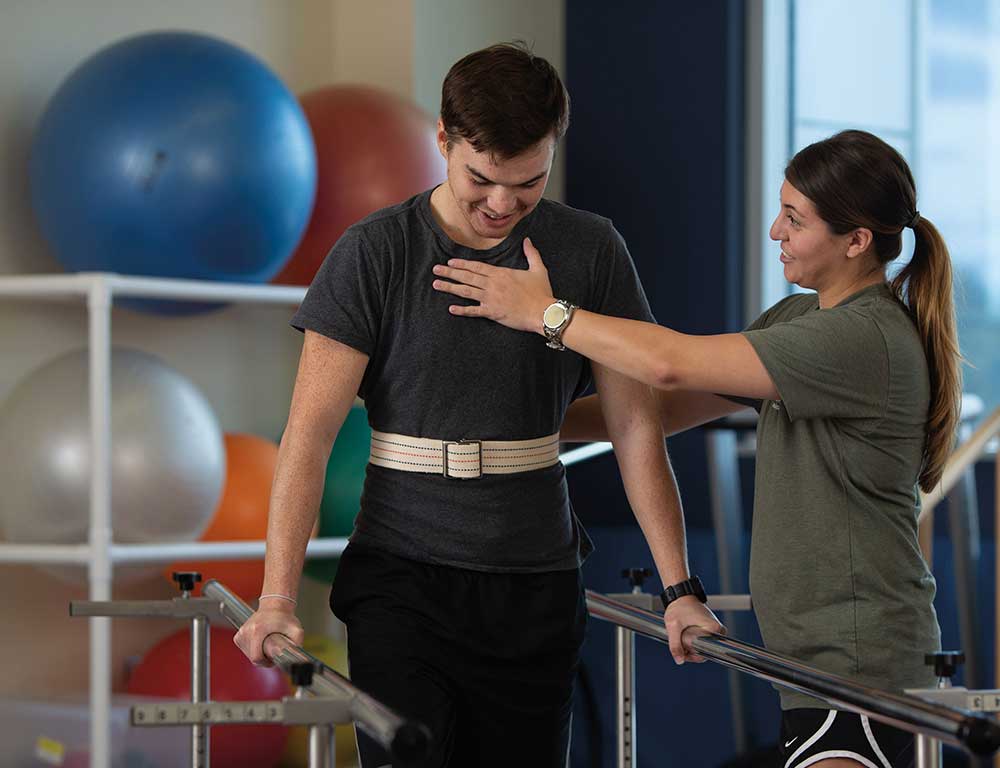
172 571 202 594
621 568 652 590
290 661 320 688
925 651 965 681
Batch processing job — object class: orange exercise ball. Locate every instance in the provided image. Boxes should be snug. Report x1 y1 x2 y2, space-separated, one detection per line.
168 433 277 601
273 85 446 286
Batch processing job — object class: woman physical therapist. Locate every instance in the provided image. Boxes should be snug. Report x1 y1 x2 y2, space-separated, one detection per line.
431 129 962 768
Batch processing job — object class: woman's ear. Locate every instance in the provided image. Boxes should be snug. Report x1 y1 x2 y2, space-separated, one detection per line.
845 227 874 260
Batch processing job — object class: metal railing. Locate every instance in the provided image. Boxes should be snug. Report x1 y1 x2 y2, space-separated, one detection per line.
201 580 429 762
586 590 1000 765
919 406 1000 515
70 575 431 767
914 405 1000 768
917 405 1000 566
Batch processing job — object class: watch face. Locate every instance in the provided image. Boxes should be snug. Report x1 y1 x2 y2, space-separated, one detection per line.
543 303 567 329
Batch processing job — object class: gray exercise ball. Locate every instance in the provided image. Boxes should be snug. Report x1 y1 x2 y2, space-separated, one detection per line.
0 347 225 546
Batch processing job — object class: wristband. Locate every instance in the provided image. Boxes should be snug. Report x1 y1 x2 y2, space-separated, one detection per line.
258 593 297 607
659 575 707 610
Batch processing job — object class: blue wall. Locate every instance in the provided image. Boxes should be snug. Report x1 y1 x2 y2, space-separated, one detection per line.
564 4 753 764
564 1 745 337
564 0 746 529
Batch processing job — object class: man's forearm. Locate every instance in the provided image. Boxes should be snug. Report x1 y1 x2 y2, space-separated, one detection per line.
260 434 331 600
594 362 692 588
611 421 690 587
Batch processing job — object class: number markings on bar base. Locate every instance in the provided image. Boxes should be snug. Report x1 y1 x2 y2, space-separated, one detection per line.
132 701 284 726
904 689 1000 713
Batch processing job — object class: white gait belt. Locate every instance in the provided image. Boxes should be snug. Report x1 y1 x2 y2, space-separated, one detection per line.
369 431 561 479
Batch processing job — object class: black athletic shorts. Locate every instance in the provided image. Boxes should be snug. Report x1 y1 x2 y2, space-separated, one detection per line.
780 708 914 768
329 542 587 768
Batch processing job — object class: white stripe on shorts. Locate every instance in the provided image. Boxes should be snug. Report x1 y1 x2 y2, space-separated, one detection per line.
785 709 837 768
794 751 881 768
861 714 893 768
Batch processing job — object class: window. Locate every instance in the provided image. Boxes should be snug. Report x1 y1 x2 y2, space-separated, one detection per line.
750 0 1000 415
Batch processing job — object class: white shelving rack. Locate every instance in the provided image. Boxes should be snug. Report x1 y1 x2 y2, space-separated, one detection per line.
0 272 352 768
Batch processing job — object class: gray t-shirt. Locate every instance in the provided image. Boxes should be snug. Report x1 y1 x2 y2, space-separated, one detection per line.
292 189 654 573
742 283 940 709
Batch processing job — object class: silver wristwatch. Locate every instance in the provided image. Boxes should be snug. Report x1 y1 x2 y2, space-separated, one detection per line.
542 300 578 351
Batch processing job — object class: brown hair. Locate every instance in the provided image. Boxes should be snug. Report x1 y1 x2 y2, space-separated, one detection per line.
785 130 962 492
440 41 569 159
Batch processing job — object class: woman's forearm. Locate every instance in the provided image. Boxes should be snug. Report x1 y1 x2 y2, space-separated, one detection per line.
558 311 777 400
562 390 752 444
561 395 607 442
560 311 688 389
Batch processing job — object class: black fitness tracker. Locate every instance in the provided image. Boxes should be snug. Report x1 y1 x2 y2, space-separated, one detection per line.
659 575 707 610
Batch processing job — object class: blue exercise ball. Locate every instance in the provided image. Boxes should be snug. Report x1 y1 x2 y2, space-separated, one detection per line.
30 32 316 288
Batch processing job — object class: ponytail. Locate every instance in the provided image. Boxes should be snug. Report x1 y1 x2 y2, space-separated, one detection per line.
889 217 963 492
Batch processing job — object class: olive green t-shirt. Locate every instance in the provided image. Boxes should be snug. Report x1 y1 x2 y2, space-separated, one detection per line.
742 283 940 710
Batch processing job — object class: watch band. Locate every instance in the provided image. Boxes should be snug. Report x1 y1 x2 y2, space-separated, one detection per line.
543 300 578 351
659 575 707 610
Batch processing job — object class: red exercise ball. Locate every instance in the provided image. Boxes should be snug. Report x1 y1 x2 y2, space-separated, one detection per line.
273 85 446 286
127 626 290 767
167 433 277 602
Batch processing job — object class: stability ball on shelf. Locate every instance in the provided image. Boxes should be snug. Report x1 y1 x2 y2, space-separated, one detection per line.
29 32 317 292
303 405 371 584
273 85 446 286
168 433 278 600
0 348 225 560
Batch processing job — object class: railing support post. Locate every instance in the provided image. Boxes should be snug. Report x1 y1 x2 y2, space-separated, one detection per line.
616 625 636 768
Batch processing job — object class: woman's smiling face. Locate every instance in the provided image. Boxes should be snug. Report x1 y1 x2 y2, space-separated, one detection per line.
769 180 854 292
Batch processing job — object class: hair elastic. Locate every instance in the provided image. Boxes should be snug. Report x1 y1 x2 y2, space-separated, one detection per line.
258 593 297 606
906 210 921 229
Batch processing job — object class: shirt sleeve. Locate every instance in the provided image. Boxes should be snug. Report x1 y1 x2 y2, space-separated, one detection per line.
742 306 889 422
588 224 656 323
290 226 387 357
715 300 796 411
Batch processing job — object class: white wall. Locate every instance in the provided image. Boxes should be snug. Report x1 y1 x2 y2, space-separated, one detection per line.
330 0 414 96
412 0 566 201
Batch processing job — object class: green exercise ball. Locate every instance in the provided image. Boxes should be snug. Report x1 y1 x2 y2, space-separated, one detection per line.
303 405 370 583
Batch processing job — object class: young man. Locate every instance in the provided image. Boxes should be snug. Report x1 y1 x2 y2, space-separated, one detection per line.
235 42 721 767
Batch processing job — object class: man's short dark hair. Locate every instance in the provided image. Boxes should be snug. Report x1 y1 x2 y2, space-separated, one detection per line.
440 41 569 159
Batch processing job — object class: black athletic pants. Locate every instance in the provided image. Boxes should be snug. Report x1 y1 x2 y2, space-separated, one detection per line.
329 543 587 768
